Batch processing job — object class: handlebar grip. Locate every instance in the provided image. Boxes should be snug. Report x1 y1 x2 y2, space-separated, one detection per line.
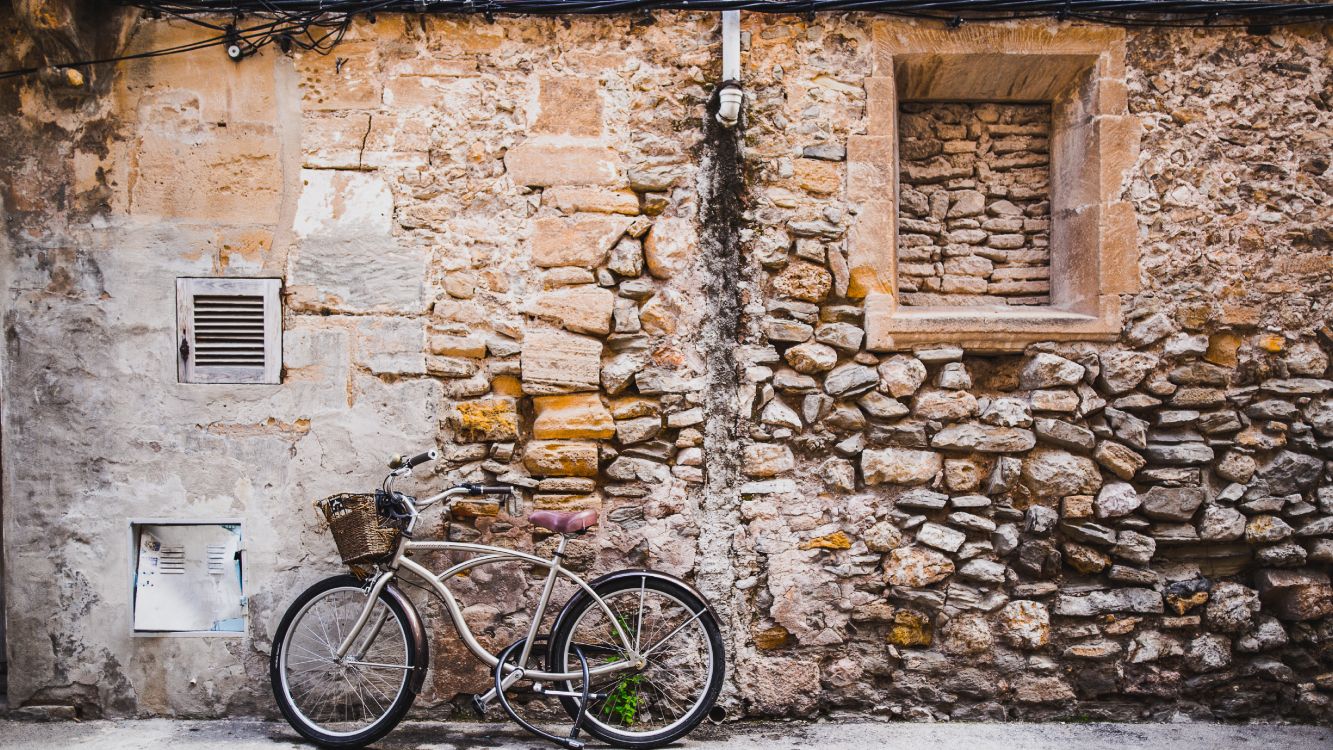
406 449 439 469
390 449 439 470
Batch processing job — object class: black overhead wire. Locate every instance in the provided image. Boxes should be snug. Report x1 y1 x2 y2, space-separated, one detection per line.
124 0 1333 18
2 0 1331 82
0 0 399 80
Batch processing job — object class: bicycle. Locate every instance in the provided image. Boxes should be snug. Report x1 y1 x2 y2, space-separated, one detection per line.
269 448 726 749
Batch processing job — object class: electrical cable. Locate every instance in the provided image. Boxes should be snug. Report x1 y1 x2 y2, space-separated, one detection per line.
125 0 1333 17
2 0 1330 82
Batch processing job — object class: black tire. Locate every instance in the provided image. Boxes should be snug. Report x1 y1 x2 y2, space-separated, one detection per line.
547 574 725 749
270 575 419 748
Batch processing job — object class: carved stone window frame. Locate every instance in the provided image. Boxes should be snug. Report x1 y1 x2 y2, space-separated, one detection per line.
850 23 1142 352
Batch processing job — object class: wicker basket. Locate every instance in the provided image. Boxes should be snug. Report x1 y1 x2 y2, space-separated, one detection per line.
316 493 401 565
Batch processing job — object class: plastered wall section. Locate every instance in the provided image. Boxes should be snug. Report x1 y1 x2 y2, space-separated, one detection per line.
0 13 723 716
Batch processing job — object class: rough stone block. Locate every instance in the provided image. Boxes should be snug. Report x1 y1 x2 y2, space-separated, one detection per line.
999 600 1050 649
772 261 833 303
932 424 1036 453
519 442 599 479
533 76 603 136
1141 486 1205 522
1255 569 1333 621
917 522 967 553
884 546 955 587
1020 448 1101 501
742 443 795 478
521 329 602 393
1094 440 1145 480
531 215 632 268
545 186 639 216
1053 588 1164 616
533 492 602 512
532 393 615 439
450 398 519 443
862 447 942 486
524 286 615 336
505 141 623 187
644 217 694 279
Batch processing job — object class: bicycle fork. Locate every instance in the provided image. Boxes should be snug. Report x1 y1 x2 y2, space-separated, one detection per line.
333 571 395 663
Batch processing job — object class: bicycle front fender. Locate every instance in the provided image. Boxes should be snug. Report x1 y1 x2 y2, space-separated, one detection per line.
382 582 431 694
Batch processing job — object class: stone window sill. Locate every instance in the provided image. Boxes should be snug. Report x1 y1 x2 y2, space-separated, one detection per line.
864 293 1121 352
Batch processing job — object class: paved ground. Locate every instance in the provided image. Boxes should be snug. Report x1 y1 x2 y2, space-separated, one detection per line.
1 719 1330 750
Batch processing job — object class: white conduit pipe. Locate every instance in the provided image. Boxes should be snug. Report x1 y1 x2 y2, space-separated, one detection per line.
716 10 743 127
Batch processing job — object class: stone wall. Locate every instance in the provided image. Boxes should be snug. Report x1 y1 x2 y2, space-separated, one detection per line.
2 9 1332 725
897 101 1052 306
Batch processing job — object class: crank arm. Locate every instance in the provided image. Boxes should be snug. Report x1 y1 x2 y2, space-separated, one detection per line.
476 668 524 708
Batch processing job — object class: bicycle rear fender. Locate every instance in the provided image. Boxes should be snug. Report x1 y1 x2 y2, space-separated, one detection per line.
544 569 717 666
382 582 431 694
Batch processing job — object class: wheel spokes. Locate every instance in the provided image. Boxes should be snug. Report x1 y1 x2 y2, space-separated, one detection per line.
563 588 713 735
281 588 410 735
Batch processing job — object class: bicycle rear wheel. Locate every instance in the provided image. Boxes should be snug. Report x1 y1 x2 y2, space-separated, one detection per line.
270 574 419 748
547 573 725 749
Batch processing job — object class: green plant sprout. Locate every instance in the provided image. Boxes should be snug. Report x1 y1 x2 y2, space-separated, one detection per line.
601 614 644 726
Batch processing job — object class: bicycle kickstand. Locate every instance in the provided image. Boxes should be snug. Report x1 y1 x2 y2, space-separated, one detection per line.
492 639 594 750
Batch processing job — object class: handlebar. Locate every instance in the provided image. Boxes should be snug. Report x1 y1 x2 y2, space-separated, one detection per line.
382 452 515 526
389 449 438 470
461 483 514 496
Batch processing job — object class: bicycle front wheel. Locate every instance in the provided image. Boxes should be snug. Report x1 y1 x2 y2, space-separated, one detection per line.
269 574 419 748
547 573 725 749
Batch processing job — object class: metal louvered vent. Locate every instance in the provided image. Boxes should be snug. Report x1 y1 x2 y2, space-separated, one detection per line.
177 278 282 384
193 295 266 367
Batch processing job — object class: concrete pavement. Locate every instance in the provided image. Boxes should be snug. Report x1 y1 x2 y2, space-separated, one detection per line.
1 719 1330 749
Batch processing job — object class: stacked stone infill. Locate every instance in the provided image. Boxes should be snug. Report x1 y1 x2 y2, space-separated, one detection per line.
423 63 713 571
741 321 1333 708
897 102 1052 306
441 215 705 513
437 207 714 546
740 308 1333 717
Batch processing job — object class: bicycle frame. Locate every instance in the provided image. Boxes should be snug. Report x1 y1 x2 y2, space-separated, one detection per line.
330 484 642 688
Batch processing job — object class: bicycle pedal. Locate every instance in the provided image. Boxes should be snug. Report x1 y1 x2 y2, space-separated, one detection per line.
467 694 486 718
556 740 585 750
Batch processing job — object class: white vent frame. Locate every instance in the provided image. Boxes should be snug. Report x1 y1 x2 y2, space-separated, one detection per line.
128 519 246 638
176 277 282 384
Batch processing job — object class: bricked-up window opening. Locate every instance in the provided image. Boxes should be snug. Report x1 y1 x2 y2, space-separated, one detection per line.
857 25 1141 352
176 278 282 384
897 102 1052 307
